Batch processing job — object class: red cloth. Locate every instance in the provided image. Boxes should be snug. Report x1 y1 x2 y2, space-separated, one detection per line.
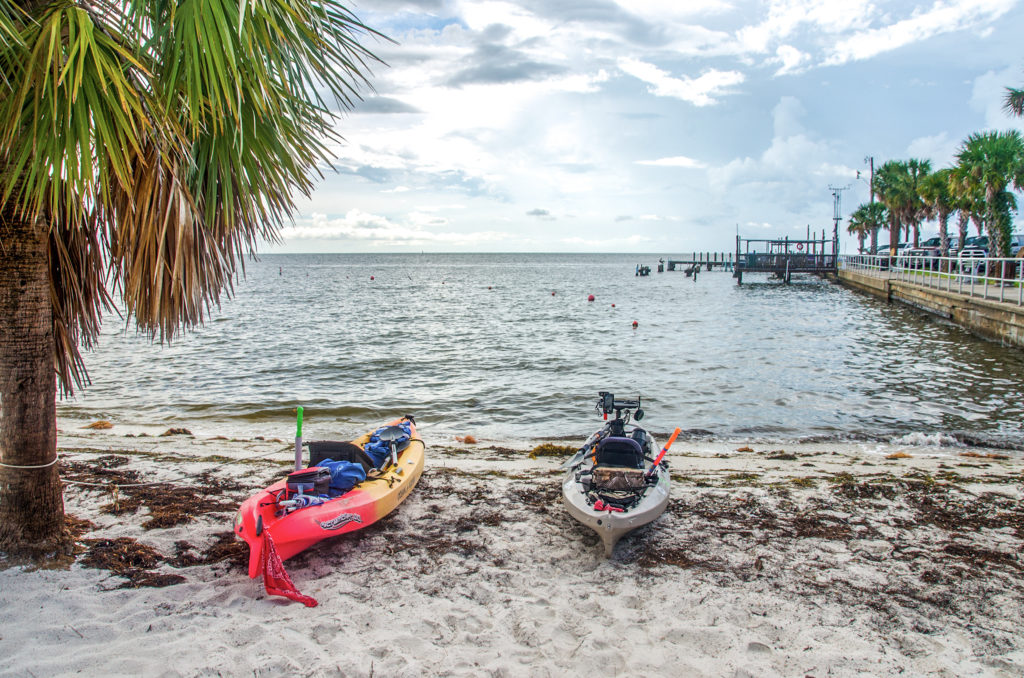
260 531 318 607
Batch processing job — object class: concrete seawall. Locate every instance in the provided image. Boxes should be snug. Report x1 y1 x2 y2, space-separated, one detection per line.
836 268 1024 349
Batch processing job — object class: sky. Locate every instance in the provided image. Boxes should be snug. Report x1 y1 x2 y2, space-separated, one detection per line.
270 0 1024 254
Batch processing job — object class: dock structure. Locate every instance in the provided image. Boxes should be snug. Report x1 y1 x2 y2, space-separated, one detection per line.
733 232 837 284
664 253 733 274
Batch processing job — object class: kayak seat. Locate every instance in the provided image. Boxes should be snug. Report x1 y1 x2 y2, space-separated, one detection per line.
308 441 375 473
594 437 644 469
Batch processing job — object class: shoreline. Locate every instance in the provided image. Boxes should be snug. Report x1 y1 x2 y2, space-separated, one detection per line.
1 425 1022 676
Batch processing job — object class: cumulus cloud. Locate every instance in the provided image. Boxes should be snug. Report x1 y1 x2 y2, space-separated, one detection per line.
635 155 707 169
526 208 555 220
771 45 810 76
618 57 744 106
907 132 960 169
707 97 847 216
970 65 1023 129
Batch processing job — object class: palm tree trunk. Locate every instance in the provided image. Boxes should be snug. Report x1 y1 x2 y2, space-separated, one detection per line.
0 205 66 557
938 210 950 272
957 212 969 254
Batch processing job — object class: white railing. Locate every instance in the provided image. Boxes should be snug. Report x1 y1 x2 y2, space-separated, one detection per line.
839 253 1024 306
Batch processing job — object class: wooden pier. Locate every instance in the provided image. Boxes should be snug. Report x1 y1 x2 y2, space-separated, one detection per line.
663 253 733 274
733 232 837 284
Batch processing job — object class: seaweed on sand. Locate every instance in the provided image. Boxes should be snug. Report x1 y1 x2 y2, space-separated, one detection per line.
81 537 185 588
62 458 243 529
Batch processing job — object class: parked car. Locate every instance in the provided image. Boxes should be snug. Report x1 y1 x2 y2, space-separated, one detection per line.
958 245 989 276
919 235 959 256
962 235 989 253
1010 233 1023 257
872 243 906 270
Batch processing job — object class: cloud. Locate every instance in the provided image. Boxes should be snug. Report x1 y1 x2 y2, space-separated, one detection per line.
771 45 810 76
970 65 1022 129
735 0 876 55
446 41 568 87
617 57 744 106
825 0 1016 66
635 155 707 169
707 97 847 215
353 97 423 114
907 132 960 169
526 208 555 220
281 211 510 246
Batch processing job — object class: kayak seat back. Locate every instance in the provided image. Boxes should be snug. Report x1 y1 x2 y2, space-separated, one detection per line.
594 436 644 469
308 441 376 473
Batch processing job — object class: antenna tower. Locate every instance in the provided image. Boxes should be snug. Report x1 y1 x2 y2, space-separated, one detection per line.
828 184 851 256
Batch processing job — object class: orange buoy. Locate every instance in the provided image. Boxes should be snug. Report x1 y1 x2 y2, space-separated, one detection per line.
587 294 595 302
370 275 375 281
551 291 556 296
611 303 616 308
632 320 638 328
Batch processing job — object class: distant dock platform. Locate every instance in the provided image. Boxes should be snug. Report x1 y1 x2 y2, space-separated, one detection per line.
663 253 733 274
733 234 837 284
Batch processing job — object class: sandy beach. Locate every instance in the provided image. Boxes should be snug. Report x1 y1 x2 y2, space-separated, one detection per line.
2 421 1023 677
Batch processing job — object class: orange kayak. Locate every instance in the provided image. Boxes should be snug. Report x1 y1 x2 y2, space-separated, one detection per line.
234 417 424 580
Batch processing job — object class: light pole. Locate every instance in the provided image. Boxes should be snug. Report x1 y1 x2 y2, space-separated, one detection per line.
856 156 877 253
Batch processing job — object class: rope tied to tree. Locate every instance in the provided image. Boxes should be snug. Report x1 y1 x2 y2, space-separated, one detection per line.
0 457 59 469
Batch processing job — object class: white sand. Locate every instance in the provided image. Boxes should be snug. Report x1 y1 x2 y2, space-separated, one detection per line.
1 422 1022 677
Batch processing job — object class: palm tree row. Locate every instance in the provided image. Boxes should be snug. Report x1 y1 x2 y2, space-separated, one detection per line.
849 130 1024 259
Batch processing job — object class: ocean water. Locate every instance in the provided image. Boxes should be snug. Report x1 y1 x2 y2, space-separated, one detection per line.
58 253 1024 449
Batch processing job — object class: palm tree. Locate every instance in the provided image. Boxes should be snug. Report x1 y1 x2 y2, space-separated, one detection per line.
947 169 982 254
952 131 1024 258
0 1 383 558
919 168 955 264
873 160 912 254
847 202 887 254
846 214 868 253
902 159 932 247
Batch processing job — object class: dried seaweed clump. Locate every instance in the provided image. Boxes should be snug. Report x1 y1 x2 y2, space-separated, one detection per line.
529 443 576 459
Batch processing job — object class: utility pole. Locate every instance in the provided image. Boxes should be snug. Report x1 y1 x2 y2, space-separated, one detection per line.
829 184 851 258
864 156 874 204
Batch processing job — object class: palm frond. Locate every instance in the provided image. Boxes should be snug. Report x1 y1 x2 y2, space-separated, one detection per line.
0 2 157 228
1003 87 1024 118
108 0 386 343
49 216 112 393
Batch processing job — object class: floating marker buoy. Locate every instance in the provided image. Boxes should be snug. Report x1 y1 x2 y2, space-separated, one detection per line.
632 320 638 328
488 286 492 290
587 294 595 302
370 275 375 281
551 291 555 296
611 303 616 308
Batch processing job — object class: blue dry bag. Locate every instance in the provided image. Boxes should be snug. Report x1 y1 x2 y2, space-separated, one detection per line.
314 459 367 496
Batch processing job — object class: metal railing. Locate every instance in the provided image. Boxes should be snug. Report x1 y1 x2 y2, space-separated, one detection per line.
737 253 837 270
839 253 1024 306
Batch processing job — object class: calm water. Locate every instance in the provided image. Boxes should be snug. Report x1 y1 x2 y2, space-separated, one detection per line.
58 253 1024 448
